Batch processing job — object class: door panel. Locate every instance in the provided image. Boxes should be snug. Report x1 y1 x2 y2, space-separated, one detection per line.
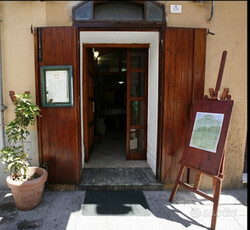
83 47 95 162
126 48 148 160
34 27 81 184
160 28 207 184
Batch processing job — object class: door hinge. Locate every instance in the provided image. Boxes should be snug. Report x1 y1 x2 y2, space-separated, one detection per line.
37 27 43 61
0 104 7 111
161 38 163 48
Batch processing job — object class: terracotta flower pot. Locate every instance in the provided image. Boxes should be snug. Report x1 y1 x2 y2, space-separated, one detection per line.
6 166 48 210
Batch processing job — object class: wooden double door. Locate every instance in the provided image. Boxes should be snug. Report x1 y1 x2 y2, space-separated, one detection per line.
83 45 149 162
34 27 206 184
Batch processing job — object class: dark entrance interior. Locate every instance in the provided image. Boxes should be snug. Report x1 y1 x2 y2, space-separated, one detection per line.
86 47 128 167
83 45 149 166
93 47 127 150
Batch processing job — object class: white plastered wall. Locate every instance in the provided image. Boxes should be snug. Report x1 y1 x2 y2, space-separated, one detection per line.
80 31 159 175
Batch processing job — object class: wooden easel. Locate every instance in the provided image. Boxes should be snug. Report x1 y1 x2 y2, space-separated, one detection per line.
169 51 233 230
169 152 226 230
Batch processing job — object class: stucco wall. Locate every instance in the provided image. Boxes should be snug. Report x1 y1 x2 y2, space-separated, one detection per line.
0 1 46 188
0 1 247 189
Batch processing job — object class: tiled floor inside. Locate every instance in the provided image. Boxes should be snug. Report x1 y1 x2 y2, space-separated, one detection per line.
84 130 149 168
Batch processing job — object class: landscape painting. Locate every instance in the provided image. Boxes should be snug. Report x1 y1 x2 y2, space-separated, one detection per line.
190 112 224 153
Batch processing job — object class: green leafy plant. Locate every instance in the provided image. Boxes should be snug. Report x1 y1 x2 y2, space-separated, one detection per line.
0 93 41 181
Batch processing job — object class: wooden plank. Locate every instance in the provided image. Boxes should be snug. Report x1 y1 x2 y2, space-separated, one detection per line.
160 27 170 182
179 29 190 182
178 181 214 202
166 28 176 157
192 29 206 102
169 164 185 202
156 28 165 180
164 28 177 183
187 29 197 185
171 28 182 182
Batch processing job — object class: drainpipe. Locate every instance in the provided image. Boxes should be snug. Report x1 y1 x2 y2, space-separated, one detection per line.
0 19 7 147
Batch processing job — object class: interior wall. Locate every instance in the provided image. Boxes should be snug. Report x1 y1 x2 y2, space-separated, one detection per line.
80 31 159 174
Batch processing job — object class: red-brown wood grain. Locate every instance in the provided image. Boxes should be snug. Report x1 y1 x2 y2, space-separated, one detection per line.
83 47 95 162
160 28 207 184
34 27 81 184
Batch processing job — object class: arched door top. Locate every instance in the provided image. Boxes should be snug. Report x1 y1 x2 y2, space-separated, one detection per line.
72 1 166 24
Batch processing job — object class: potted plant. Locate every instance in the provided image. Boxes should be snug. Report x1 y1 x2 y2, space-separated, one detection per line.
0 93 48 210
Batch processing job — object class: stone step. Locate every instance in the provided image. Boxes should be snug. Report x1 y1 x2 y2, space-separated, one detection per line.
79 168 163 191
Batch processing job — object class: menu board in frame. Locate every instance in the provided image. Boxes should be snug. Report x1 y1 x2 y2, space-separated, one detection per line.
40 65 73 107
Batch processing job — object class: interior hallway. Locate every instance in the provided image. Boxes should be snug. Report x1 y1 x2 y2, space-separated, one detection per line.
84 130 149 168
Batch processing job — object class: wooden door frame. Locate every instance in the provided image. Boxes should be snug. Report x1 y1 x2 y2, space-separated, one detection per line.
77 25 165 181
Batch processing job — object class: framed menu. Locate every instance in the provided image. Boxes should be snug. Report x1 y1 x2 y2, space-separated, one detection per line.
40 65 73 107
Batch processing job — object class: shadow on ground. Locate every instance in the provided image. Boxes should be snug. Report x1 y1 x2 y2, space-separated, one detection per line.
82 190 151 216
0 189 85 230
0 188 247 230
144 190 209 229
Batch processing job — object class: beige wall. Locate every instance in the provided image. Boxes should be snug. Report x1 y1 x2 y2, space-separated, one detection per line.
0 1 247 188
0 1 46 123
0 1 47 188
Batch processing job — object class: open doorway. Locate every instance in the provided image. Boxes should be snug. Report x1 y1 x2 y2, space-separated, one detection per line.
83 45 149 168
86 47 127 167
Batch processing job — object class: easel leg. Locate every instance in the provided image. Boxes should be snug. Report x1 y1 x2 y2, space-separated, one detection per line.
169 165 185 202
211 178 222 230
194 172 202 190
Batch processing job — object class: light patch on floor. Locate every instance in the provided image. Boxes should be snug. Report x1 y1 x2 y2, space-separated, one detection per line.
84 130 149 168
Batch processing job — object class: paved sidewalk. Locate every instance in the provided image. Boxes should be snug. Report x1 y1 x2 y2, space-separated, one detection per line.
0 188 247 230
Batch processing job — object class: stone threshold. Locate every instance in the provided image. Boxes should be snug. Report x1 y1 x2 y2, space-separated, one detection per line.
79 167 163 191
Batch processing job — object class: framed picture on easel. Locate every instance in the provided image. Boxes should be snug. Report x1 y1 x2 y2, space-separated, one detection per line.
181 98 234 176
190 112 224 153
169 51 234 230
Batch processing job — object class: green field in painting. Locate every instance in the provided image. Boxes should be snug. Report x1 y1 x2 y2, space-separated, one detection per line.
190 126 220 151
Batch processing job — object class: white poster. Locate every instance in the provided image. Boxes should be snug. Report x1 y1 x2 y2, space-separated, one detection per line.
46 70 69 103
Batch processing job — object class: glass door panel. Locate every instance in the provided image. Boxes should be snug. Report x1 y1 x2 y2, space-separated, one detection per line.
131 72 145 97
129 129 145 152
130 49 146 69
130 100 145 126
126 48 148 160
